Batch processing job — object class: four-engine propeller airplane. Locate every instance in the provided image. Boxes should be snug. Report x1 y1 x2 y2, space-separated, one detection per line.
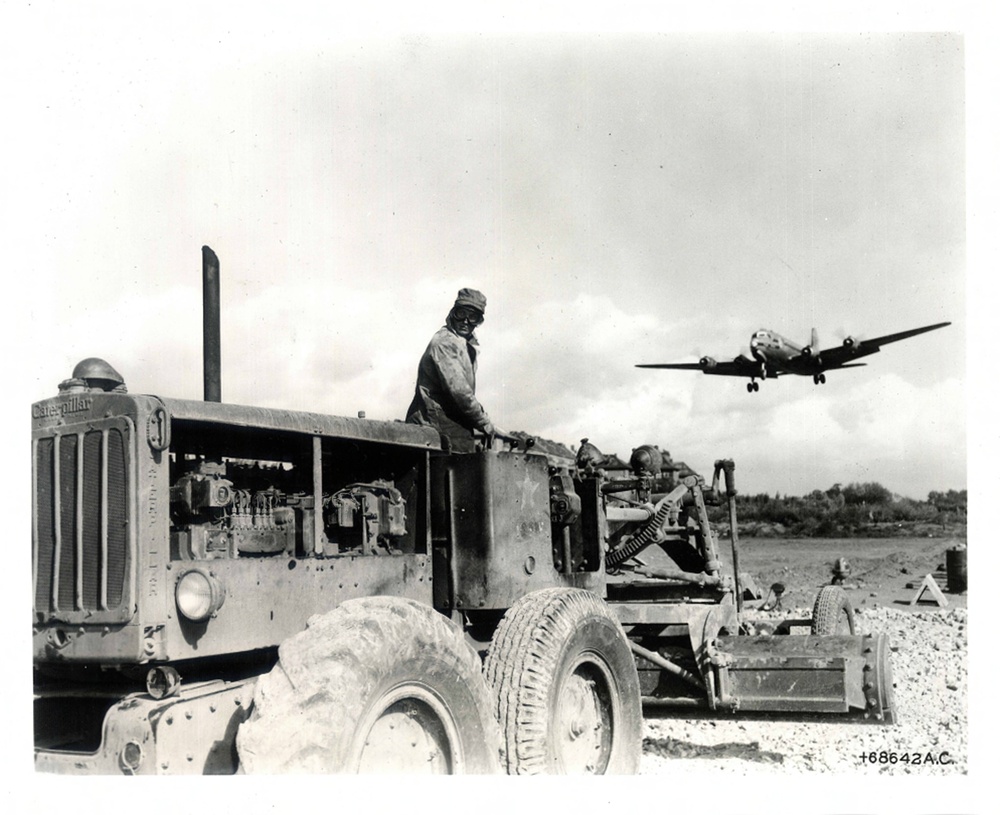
636 321 951 393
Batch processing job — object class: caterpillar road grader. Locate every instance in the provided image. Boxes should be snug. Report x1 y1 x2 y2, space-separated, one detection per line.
31 247 895 775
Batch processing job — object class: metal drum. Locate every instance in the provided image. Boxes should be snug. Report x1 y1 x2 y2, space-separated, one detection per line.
946 547 967 593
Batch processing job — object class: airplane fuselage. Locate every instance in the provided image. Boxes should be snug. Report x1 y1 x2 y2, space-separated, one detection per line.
750 329 820 376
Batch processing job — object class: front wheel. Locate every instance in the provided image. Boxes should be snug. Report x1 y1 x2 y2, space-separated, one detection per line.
236 596 501 774
484 588 642 774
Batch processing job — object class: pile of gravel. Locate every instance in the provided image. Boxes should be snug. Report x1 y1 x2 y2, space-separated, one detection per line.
639 606 967 775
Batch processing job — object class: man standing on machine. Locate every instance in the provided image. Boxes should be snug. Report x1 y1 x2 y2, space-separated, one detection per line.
405 288 502 452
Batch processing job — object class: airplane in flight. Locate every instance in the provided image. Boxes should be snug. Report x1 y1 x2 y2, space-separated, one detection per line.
636 321 951 393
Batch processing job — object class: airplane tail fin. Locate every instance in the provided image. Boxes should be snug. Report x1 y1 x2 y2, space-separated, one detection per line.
810 327 819 350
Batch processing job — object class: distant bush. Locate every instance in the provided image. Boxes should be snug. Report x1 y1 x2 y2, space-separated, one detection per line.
842 482 893 506
707 481 966 538
928 489 967 513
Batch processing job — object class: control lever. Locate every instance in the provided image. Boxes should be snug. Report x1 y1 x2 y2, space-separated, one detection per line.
479 431 536 452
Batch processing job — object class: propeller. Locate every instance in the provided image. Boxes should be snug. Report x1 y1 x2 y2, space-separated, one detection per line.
833 327 865 346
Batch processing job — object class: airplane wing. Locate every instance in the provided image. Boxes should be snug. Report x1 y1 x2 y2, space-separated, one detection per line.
636 354 775 378
814 321 950 371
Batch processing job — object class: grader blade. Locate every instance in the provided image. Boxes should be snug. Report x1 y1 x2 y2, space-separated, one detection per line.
713 633 896 723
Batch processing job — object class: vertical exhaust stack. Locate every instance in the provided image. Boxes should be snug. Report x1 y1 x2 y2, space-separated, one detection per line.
202 245 222 402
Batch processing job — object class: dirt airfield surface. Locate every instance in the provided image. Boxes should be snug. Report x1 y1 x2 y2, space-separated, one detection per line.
639 536 968 775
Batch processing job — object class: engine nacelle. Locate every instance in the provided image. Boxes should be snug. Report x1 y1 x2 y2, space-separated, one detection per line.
843 336 857 349
699 356 717 369
801 345 813 358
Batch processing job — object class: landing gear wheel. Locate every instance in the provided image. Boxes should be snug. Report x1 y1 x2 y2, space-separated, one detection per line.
811 585 856 635
236 596 501 774
483 588 642 775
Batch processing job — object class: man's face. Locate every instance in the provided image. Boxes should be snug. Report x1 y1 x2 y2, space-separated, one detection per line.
449 307 484 338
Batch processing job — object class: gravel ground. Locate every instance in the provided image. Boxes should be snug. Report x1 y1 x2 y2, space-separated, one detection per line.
639 606 968 775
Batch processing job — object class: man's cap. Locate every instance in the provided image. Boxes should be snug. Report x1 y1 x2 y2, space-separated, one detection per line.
454 288 487 314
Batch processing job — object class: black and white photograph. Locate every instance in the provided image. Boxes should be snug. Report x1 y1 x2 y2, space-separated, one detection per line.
6 2 989 812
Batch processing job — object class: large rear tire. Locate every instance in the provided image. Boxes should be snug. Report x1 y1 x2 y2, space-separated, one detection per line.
236 596 501 774
483 588 642 775
811 585 856 635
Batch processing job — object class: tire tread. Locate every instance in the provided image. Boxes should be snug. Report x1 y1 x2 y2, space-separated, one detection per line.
483 588 641 774
811 585 856 635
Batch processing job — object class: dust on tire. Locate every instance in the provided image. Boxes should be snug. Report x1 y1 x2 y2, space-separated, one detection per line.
237 596 501 773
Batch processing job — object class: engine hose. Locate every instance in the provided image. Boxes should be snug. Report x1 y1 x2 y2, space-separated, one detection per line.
606 496 675 568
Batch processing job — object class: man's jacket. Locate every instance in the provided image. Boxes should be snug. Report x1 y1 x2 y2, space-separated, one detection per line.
406 325 492 451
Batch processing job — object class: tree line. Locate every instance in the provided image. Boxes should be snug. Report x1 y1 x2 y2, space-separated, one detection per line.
706 482 967 538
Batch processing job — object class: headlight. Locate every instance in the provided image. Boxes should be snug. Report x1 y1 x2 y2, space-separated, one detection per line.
175 569 225 622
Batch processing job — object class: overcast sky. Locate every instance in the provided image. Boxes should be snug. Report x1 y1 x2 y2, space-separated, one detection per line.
12 8 969 500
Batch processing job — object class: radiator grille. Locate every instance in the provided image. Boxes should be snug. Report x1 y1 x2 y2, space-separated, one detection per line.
33 423 129 618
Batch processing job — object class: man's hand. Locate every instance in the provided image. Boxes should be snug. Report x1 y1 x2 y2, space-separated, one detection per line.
479 423 508 450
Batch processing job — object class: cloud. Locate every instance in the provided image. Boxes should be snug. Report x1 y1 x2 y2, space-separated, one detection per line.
727 374 965 498
478 289 964 498
33 268 960 501
22 30 965 503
